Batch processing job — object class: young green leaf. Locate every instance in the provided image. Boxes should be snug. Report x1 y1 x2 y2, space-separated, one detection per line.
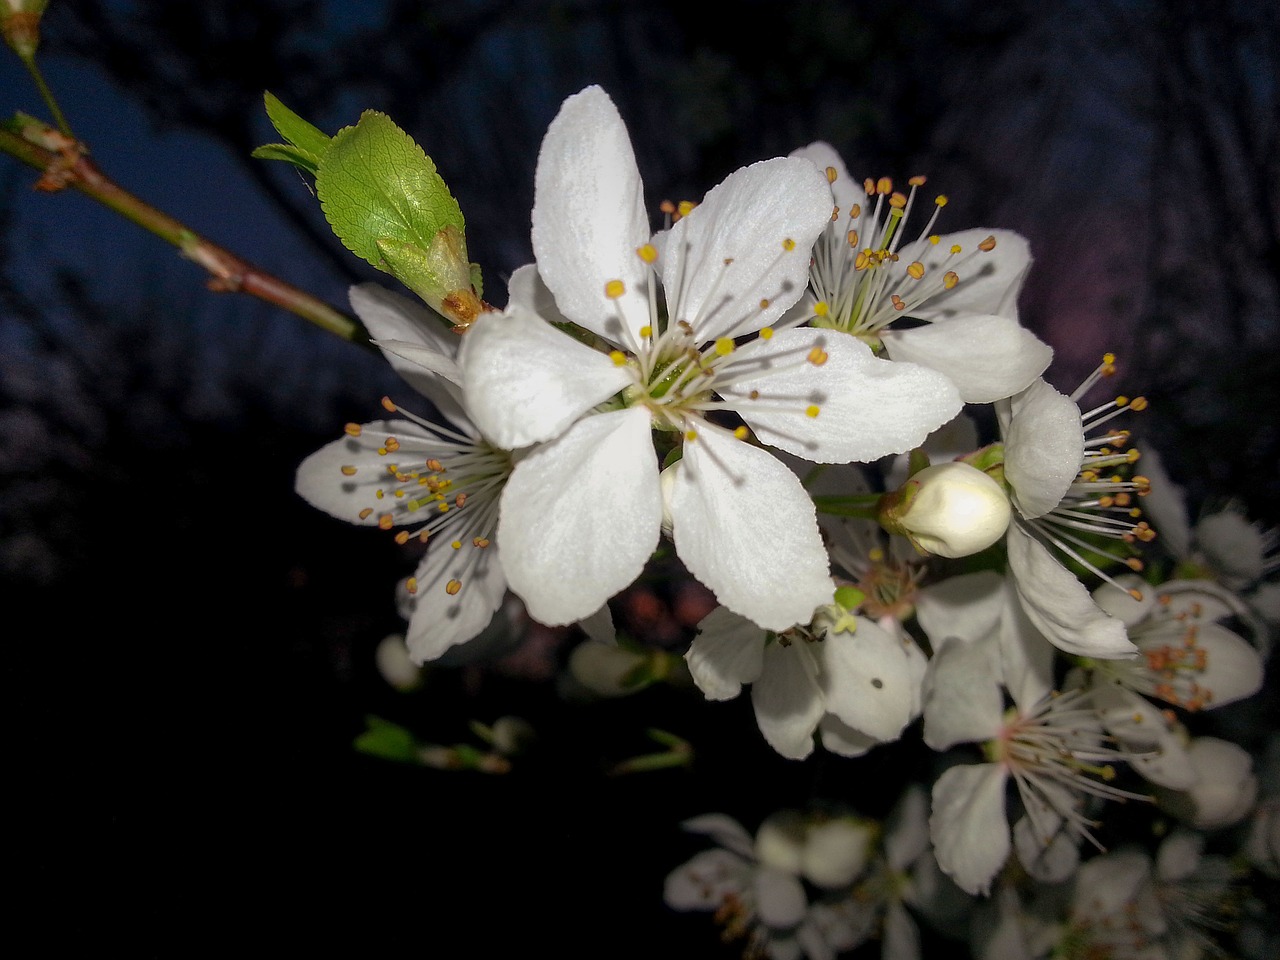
252 91 333 176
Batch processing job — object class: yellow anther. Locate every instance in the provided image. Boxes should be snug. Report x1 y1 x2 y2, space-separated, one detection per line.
1129 588 1144 602
636 243 658 264
928 235 940 245
685 429 698 442
733 426 749 440
782 238 796 251
889 192 907 209
1127 449 1142 463
639 325 652 338
934 195 948 207
473 536 491 548
868 547 885 562
831 206 840 222
715 338 735 356
384 437 400 452
1116 395 1130 407
418 530 430 543
876 177 893 194
340 465 357 477
855 251 871 271
978 235 997 252
1103 352 1116 365
805 405 820 418
405 577 418 595
609 350 627 366
451 540 462 549
907 261 925 280
378 514 394 530
759 327 774 340
659 199 676 214
749 390 760 400
455 493 467 508
344 423 363 437
604 279 626 299
863 178 877 194
908 175 927 186
849 203 861 218
380 396 397 413
943 271 959 289
950 244 963 255
826 166 839 183
846 229 859 247
1130 397 1148 411
678 200 697 217
1125 557 1144 571
394 531 410 545
807 346 829 366
446 579 462 596
813 301 830 317
891 295 906 310
358 508 373 520
375 490 385 500
759 298 770 310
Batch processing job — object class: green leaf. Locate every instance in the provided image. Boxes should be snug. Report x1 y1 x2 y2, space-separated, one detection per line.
250 143 321 176
264 91 331 158
353 715 421 764
254 92 332 175
316 110 465 273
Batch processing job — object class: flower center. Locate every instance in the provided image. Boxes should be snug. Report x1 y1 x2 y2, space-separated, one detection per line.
804 171 996 346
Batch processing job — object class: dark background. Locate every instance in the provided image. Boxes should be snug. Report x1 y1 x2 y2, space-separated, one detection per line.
4 0 1277 953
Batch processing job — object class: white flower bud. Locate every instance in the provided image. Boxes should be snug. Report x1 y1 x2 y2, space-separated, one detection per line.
567 640 647 697
883 461 1011 559
801 817 873 889
754 810 806 875
374 633 423 692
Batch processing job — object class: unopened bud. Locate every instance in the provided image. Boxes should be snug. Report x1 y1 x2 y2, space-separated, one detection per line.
801 817 873 888
2 0 48 60
879 461 1012 558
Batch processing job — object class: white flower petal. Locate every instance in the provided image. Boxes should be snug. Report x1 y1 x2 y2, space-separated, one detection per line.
727 328 961 463
1003 379 1083 519
884 784 932 873
1197 510 1265 586
680 813 758 860
663 157 832 341
915 570 1006 647
686 606 766 700
907 228 1031 322
1144 620 1264 708
922 635 1004 751
882 314 1052 403
497 407 661 625
752 641 826 760
403 539 507 663
789 141 865 214
1134 447 1192 561
882 900 922 960
664 848 750 910
755 866 809 930
816 715 877 758
459 306 631 449
672 422 833 631
349 283 472 425
503 263 567 320
821 617 914 742
1013 805 1080 885
530 85 651 345
929 762 1011 896
1006 523 1136 659
295 419 422 523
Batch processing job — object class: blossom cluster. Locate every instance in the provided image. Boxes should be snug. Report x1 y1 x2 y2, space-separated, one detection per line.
294 85 1277 958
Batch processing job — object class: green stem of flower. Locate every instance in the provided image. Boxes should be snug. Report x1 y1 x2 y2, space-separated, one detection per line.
811 493 883 520
0 116 368 345
20 53 71 137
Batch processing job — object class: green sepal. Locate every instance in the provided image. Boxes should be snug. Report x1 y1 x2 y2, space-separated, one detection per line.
252 91 332 176
960 442 1007 487
353 715 421 764
906 447 931 478
375 224 482 326
833 585 866 612
811 492 882 519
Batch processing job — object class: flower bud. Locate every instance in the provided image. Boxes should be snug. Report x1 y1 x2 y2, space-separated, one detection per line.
879 461 1011 558
2 0 48 60
374 633 423 692
801 817 873 888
